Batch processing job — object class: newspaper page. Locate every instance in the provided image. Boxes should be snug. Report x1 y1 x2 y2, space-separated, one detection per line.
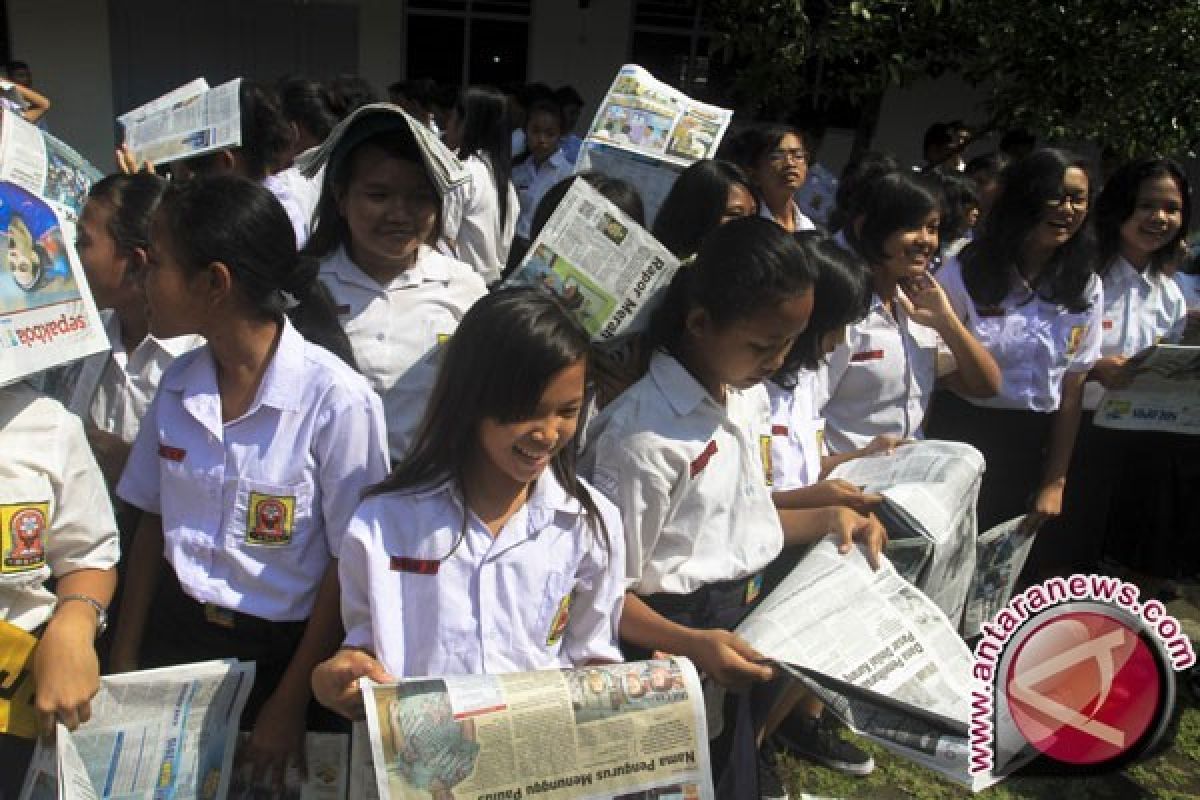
828 440 985 628
504 178 680 341
0 180 109 385
961 516 1035 638
117 78 209 128
18 660 254 800
573 141 682 228
120 77 242 167
229 732 350 800
0 110 102 220
1094 345 1200 435
361 659 714 800
736 540 1005 792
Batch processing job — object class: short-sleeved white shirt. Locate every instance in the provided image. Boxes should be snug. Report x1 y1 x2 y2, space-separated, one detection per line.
581 352 783 596
263 166 322 250
766 373 825 491
319 245 486 461
117 318 389 621
819 293 943 453
64 310 202 444
441 153 519 285
0 383 119 631
340 471 624 676
937 255 1103 412
759 198 817 232
512 150 574 240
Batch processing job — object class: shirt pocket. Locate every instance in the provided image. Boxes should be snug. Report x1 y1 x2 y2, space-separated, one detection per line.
226 477 314 550
536 569 576 648
0 475 53 585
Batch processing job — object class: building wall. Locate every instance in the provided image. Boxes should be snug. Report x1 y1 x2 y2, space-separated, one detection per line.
871 73 989 170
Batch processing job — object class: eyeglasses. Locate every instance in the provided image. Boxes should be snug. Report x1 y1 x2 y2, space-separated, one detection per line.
1044 192 1089 211
767 148 808 165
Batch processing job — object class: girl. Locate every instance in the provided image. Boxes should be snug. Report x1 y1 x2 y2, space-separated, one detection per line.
311 288 624 712
110 176 389 786
925 149 1103 537
582 218 884 795
821 171 1000 455
512 98 573 244
729 124 817 234
652 159 759 260
302 104 487 463
441 86 520 285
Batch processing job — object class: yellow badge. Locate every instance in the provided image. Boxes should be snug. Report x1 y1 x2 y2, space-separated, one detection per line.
0 619 38 739
759 435 774 487
436 332 452 346
744 574 764 606
815 427 826 456
547 594 572 646
1 502 48 573
245 493 296 546
1066 324 1085 356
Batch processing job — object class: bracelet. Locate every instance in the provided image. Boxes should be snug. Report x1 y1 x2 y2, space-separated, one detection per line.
57 594 108 638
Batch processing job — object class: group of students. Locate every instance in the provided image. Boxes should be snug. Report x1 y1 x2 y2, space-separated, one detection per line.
3 79 1197 800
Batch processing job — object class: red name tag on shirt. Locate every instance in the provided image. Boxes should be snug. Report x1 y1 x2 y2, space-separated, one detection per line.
771 424 789 436
850 349 884 363
1102 319 1114 330
158 444 186 462
690 440 718 478
390 556 440 575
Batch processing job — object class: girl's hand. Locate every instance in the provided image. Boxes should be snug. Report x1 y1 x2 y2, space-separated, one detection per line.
897 274 955 332
239 692 309 790
688 629 774 690
311 648 394 720
115 144 155 175
808 479 883 513
861 434 907 458
1023 480 1065 535
826 507 888 570
32 604 102 736
1090 355 1133 390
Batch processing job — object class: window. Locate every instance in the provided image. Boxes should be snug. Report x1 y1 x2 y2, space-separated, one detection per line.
630 0 724 99
406 0 530 87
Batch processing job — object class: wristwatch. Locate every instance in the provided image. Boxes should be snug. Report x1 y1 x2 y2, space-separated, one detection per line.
57 594 108 637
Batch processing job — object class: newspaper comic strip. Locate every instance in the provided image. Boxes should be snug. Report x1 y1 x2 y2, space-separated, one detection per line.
1094 345 1200 435
361 659 714 800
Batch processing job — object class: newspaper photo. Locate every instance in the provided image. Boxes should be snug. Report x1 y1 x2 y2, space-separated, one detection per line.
1094 344 1200 435
828 440 985 629
0 109 102 220
18 659 254 800
230 732 350 800
505 178 680 341
0 180 109 386
361 659 714 800
120 77 242 167
961 516 1035 637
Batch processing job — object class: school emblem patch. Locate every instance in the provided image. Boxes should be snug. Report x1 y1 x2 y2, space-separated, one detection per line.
759 435 774 487
1 502 48 573
547 593 572 646
245 493 296 546
1066 324 1085 356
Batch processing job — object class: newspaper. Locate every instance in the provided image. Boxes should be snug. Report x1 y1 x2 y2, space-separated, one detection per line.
829 440 985 629
1094 344 1200 435
573 142 682 229
0 109 102 220
360 659 714 800
230 732 350 800
18 660 254 800
960 516 1035 637
0 180 109 385
736 540 1004 792
120 77 242 167
504 178 680 341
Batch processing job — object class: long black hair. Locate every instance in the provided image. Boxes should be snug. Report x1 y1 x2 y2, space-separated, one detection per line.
845 171 941 268
156 175 357 367
960 148 1097 312
455 86 513 229
87 172 167 254
1094 157 1191 277
829 151 900 234
652 159 757 259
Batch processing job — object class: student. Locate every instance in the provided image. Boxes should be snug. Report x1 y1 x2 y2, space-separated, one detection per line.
0 381 119 796
277 77 338 164
934 170 981 263
652 159 759 260
110 176 389 785
302 105 487 462
441 86 519 285
925 149 1102 537
512 98 573 243
311 288 624 715
964 151 1010 226
0 76 49 124
325 74 378 120
582 218 884 795
554 85 586 164
827 152 900 238
820 171 1000 455
729 124 817 234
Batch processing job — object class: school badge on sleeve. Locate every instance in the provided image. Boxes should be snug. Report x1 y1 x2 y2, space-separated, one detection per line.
1 502 49 573
546 593 573 646
245 493 296 546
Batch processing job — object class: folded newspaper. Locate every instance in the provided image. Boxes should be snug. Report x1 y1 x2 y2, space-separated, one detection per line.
0 109 102 220
119 77 242 167
1094 344 1200 435
18 660 254 800
360 659 714 800
504 177 680 341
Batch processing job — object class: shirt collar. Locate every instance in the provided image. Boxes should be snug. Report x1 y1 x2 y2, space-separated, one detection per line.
1106 255 1155 291
649 350 715 418
326 244 447 291
256 317 306 412
412 471 582 535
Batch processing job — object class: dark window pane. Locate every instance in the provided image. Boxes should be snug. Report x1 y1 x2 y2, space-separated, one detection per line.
408 1 467 11
630 31 692 87
468 18 527 86
473 1 531 15
407 15 465 84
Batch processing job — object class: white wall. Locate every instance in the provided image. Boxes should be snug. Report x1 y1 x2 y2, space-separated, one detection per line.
8 0 117 170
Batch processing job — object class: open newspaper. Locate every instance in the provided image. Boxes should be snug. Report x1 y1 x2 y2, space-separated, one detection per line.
575 65 733 226
1094 344 1200 435
119 78 242 167
736 540 1010 792
828 440 984 631
18 660 254 800
228 732 350 800
0 110 102 220
504 178 679 341
360 659 714 800
960 516 1035 637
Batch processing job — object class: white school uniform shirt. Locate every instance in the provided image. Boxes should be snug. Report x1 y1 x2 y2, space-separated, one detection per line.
766 372 825 491
263 166 322 250
64 310 202 444
1174 271 1200 313
819 292 945 453
759 197 817 232
340 471 625 677
318 245 486 461
441 153 519 285
1082 256 1188 410
580 351 783 596
117 318 389 621
0 383 119 632
512 150 574 240
937 255 1103 412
